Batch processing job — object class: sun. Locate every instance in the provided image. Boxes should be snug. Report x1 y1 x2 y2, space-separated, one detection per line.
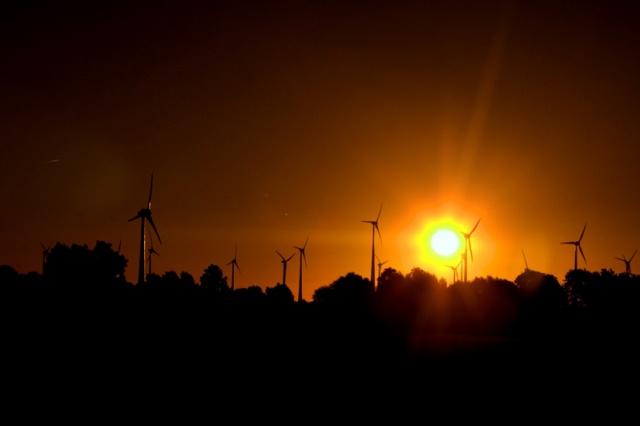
431 229 460 256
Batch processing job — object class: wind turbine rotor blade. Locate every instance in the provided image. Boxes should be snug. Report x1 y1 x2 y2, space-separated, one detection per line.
579 223 587 242
276 250 285 261
469 239 474 262
375 224 382 245
128 214 142 222
630 249 637 262
302 252 307 268
286 253 295 262
376 203 383 222
579 245 587 264
147 216 162 244
303 236 308 249
470 218 481 235
147 174 154 207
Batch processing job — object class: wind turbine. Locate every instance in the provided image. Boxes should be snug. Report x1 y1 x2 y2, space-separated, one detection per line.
293 237 308 302
561 222 587 271
376 254 388 282
276 250 295 287
128 174 162 286
615 249 637 275
362 203 383 285
444 259 461 284
40 243 50 275
227 245 240 291
522 249 529 271
461 218 481 283
147 231 159 276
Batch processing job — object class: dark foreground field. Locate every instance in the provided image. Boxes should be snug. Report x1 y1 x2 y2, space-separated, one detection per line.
2 294 638 420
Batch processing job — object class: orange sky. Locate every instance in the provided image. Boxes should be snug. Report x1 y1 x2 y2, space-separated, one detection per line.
2 1 640 301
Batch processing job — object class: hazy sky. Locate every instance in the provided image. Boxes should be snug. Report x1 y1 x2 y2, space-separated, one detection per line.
2 1 639 300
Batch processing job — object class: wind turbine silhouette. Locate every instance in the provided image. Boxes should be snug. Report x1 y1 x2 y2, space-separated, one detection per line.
227 245 240 291
293 237 308 302
40 243 50 275
128 174 162 286
147 231 159 276
276 250 295 287
444 259 461 284
362 203 383 285
522 249 529 271
461 218 481 283
376 254 388 281
615 249 637 275
561 222 587 271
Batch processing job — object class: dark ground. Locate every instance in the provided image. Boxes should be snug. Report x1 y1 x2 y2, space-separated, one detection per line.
2 295 638 420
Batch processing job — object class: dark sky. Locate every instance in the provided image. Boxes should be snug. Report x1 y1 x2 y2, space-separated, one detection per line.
2 1 640 299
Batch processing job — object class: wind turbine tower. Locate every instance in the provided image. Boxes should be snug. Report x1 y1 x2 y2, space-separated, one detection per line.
461 218 481 283
227 245 240 291
128 174 162 286
362 203 383 285
147 231 159 276
560 222 587 271
277 250 295 287
293 237 308 302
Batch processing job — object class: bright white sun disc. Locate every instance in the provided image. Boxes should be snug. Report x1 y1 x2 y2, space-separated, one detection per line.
431 229 459 256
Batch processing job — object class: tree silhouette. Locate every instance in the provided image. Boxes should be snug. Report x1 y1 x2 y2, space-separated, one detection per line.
376 267 403 294
312 272 373 312
0 264 19 288
563 268 595 308
180 271 196 287
265 283 294 305
514 268 565 336
199 264 229 295
44 240 127 291
234 285 266 306
372 267 407 329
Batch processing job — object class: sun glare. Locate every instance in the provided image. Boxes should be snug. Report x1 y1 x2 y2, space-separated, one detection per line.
397 204 483 279
431 229 459 256
396 203 495 284
414 218 463 264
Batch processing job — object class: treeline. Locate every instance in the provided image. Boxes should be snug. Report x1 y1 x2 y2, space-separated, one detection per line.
2 240 640 335
2 240 640 347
